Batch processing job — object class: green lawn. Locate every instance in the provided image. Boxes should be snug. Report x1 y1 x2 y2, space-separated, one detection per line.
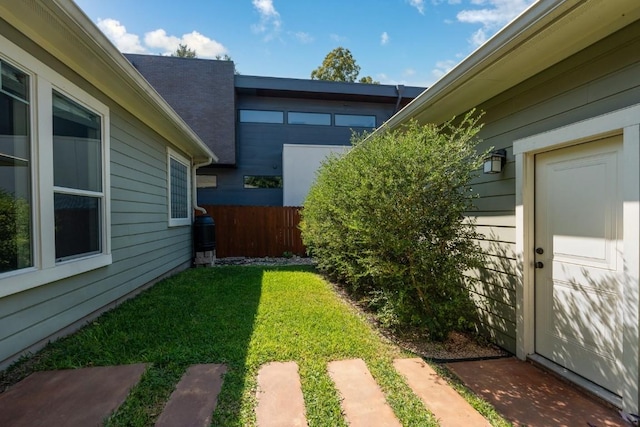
2 265 509 426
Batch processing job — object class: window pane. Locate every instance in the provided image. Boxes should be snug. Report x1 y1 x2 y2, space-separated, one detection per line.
0 61 32 273
170 157 189 219
239 110 284 124
54 193 100 260
1 61 29 101
244 176 282 189
335 114 376 128
288 112 331 126
53 92 102 192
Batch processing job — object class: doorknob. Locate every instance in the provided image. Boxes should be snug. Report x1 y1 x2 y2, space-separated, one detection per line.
535 247 544 254
535 261 544 269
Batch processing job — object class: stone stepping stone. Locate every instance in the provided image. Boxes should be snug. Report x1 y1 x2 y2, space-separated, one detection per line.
328 358 401 427
255 361 308 427
394 358 490 427
0 363 147 427
155 363 227 427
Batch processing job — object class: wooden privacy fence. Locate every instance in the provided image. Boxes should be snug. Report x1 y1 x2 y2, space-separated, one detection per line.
200 205 306 258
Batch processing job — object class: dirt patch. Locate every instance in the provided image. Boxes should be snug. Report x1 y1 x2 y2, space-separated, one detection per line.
214 257 315 267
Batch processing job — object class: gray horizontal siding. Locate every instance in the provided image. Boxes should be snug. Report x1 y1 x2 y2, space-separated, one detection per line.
465 19 640 354
0 23 194 365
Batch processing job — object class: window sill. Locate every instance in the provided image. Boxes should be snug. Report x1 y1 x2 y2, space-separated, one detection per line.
0 253 112 298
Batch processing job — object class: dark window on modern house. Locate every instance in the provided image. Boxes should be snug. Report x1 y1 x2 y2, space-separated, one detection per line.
197 174 217 189
288 111 331 126
335 114 376 128
52 91 103 261
239 109 284 124
0 59 32 273
244 175 283 189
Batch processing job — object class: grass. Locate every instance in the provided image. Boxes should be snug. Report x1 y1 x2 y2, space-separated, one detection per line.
2 265 509 426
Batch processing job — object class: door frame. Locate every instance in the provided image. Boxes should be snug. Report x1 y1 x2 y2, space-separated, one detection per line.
513 104 640 414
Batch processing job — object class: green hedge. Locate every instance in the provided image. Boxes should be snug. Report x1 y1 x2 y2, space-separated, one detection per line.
301 113 486 339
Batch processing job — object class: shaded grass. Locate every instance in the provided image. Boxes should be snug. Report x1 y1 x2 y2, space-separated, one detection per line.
2 265 508 426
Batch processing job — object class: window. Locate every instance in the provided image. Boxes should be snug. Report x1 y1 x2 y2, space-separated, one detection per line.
239 109 284 124
168 148 191 226
244 175 282 189
288 112 331 126
0 60 32 274
335 114 376 128
196 174 217 189
0 36 111 297
53 92 103 261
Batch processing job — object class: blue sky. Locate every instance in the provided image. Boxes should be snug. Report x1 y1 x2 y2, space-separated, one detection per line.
75 0 536 87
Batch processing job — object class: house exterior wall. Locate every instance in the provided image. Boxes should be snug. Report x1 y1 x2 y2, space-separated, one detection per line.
0 20 194 367
467 19 640 354
125 54 236 165
200 95 397 206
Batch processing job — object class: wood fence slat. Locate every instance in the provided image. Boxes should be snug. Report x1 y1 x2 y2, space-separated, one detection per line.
200 205 306 258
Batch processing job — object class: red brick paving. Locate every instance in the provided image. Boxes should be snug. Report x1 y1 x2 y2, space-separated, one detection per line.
0 363 147 427
155 363 227 427
447 357 627 427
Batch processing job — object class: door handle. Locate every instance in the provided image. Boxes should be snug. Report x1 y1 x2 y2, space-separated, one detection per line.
535 247 544 254
535 261 544 269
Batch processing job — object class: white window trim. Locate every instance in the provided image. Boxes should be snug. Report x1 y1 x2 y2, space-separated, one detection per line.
513 104 640 414
0 35 111 299
167 147 192 227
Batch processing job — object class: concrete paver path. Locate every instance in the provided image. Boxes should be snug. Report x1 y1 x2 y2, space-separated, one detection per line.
328 358 402 427
155 363 227 427
0 363 147 427
394 357 490 427
255 361 308 427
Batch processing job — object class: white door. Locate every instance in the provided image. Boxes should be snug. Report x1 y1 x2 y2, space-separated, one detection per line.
534 136 623 394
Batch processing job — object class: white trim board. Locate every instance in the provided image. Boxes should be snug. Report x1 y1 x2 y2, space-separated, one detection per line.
513 104 640 414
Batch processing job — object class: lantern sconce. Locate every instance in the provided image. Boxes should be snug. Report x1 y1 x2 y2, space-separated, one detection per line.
483 149 507 174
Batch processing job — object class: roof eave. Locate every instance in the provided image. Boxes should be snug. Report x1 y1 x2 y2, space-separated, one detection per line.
380 0 640 131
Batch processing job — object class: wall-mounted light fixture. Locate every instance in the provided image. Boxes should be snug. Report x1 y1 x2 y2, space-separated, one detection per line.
483 149 507 174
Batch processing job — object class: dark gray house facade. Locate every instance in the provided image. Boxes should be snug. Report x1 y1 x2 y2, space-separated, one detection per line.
125 54 424 206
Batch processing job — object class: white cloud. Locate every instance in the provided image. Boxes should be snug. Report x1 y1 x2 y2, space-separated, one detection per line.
144 29 226 58
97 18 226 58
381 32 390 46
330 33 348 43
469 28 488 47
403 68 416 77
252 0 282 41
97 18 146 53
408 0 425 14
457 0 535 29
431 59 457 81
293 31 314 44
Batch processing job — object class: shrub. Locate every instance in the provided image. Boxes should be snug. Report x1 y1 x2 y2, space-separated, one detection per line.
300 112 486 339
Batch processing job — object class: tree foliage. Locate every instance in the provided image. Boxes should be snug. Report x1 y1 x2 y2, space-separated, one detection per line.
300 112 487 339
172 44 197 58
0 190 31 273
358 75 380 84
311 47 378 84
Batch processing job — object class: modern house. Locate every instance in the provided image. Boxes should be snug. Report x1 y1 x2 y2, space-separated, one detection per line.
379 0 640 414
125 53 424 207
0 0 217 368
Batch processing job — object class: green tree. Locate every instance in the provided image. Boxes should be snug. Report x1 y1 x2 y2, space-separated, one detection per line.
172 44 197 58
358 75 380 84
301 112 488 339
311 47 361 82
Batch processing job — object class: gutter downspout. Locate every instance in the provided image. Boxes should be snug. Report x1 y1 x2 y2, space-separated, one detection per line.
193 158 213 215
394 84 405 113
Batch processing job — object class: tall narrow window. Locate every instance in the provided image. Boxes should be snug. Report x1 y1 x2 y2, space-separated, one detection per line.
168 149 191 226
0 60 32 273
52 91 103 261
